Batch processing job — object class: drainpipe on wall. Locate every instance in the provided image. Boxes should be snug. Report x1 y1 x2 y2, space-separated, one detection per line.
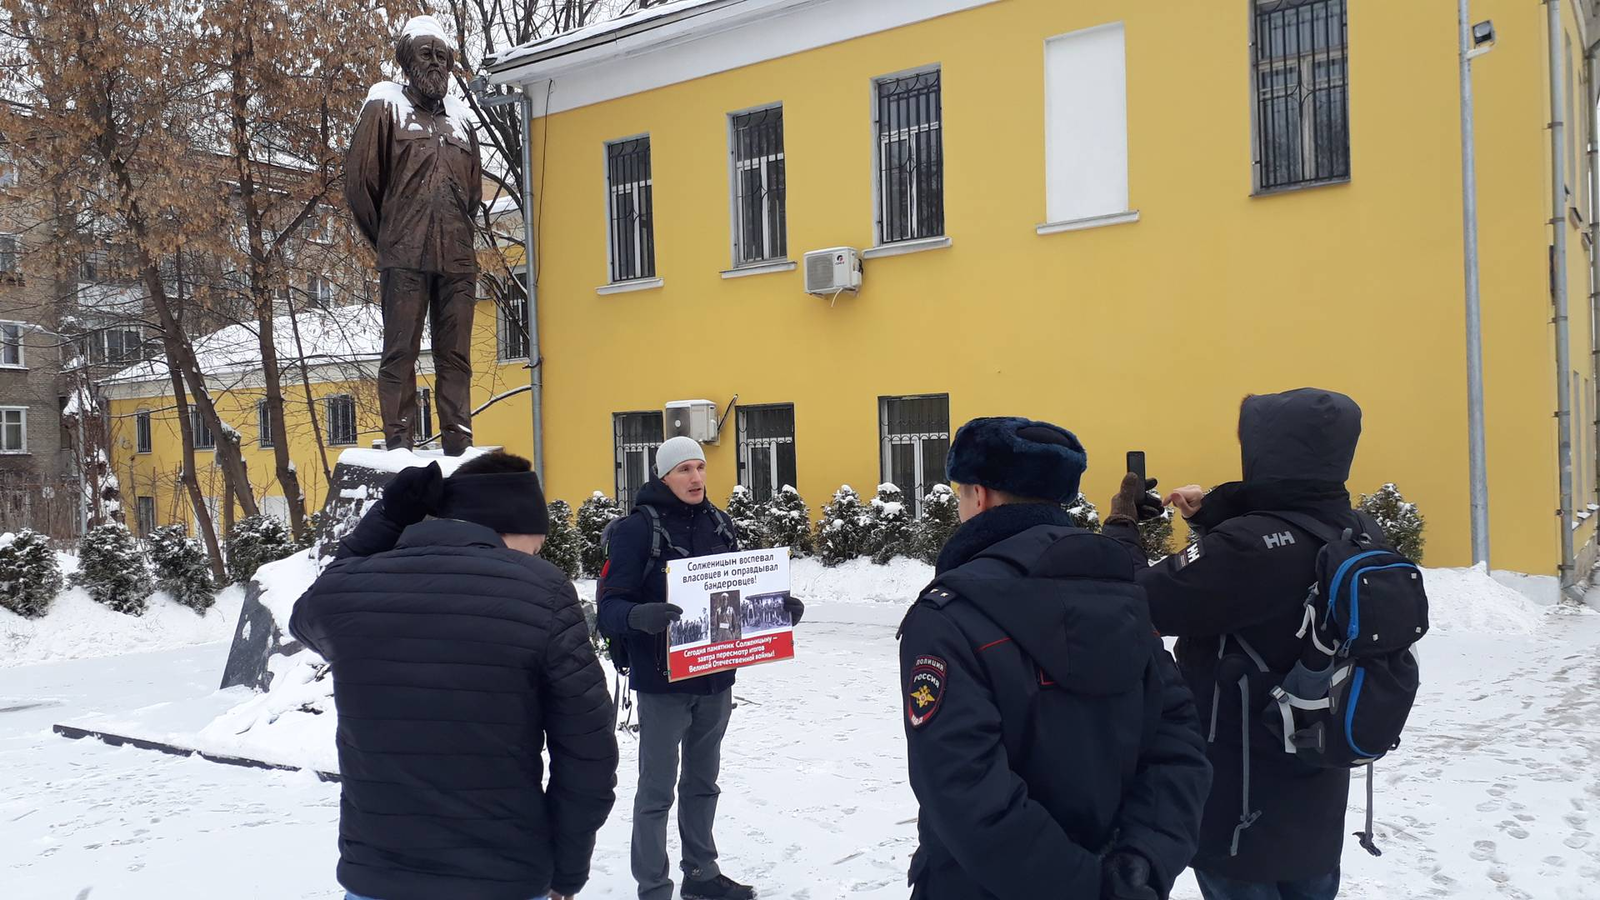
518 88 544 482
1589 43 1600 530
1549 0 1581 600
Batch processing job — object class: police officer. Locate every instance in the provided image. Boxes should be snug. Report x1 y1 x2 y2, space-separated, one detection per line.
899 417 1212 900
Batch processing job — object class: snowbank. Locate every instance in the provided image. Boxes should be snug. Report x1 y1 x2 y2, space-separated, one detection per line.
790 557 930 606
253 549 324 632
1423 565 1548 635
1 581 242 668
194 649 336 773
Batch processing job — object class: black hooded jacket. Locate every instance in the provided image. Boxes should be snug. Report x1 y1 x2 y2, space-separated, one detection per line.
1104 388 1367 881
898 504 1211 900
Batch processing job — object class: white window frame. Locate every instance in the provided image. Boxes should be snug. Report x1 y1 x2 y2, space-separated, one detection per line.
879 394 951 518
728 103 787 267
0 406 27 454
136 409 152 454
325 394 357 446
604 134 656 285
0 148 17 189
307 274 333 305
0 320 24 368
870 65 946 249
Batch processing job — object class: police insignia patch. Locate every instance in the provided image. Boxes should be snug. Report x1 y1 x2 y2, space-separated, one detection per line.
906 655 947 728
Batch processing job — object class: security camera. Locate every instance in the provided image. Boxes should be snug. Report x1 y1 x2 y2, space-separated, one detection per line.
466 75 489 96
1467 20 1496 59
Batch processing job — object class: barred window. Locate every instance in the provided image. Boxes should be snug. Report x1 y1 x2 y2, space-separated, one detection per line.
416 388 433 442
614 410 664 510
1253 0 1349 191
606 136 656 283
731 107 787 265
880 394 950 517
136 409 152 454
257 399 274 448
876 70 944 244
326 395 357 446
497 275 529 360
190 408 215 450
738 404 796 504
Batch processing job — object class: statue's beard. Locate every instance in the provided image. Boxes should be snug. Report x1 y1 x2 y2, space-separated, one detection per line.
406 64 450 103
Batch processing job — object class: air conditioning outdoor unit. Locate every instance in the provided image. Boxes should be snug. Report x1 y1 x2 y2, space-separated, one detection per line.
804 247 862 296
666 399 720 443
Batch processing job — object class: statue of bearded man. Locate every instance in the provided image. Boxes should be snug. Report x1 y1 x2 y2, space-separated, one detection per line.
345 15 481 455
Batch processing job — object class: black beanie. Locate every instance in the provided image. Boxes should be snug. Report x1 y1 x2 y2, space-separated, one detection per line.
946 417 1088 504
435 471 550 535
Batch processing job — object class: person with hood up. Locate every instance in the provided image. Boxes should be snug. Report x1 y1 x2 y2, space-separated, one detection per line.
898 417 1211 900
1102 388 1368 900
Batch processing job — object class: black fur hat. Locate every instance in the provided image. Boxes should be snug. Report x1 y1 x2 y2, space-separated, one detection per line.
945 417 1088 504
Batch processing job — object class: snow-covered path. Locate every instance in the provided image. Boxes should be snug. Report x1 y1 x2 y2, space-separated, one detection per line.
2 601 1599 899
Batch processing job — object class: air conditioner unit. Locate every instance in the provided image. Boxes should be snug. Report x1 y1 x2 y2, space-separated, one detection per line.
665 399 720 443
804 247 862 295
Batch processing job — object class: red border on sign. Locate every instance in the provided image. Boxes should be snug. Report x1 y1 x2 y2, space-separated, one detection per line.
668 631 795 682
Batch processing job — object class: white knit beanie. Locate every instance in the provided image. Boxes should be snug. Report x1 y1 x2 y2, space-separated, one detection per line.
655 436 706 478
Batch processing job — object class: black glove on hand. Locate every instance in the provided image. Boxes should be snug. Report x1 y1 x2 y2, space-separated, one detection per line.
381 462 444 527
1108 473 1162 525
784 596 805 626
1101 852 1160 900
628 603 683 635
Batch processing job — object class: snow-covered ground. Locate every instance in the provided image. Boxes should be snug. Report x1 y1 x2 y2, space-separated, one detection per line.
2 565 1599 899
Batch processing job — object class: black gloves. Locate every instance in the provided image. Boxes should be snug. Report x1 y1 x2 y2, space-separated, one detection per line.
1108 473 1163 526
381 462 444 527
784 596 805 626
628 603 683 635
1101 851 1160 900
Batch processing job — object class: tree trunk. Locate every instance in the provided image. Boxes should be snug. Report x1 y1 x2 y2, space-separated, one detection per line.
166 352 226 580
287 301 335 489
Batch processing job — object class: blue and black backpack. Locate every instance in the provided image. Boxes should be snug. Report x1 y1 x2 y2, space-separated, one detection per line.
1239 510 1428 856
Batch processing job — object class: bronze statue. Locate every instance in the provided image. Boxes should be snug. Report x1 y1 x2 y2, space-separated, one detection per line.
345 15 481 455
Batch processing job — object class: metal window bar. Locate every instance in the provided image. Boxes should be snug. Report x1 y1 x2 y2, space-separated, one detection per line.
880 395 950 517
614 411 664 509
417 389 433 441
1254 0 1348 191
136 411 151 453
327 396 356 445
732 108 787 265
497 277 530 360
877 71 944 244
738 405 796 503
607 138 656 282
190 408 215 450
257 400 273 448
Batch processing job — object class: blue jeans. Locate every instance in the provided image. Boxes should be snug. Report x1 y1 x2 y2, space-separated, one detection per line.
347 895 547 900
1194 868 1340 900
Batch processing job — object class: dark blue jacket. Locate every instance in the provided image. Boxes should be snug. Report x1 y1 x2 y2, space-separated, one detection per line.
899 504 1210 900
596 480 738 695
289 518 619 900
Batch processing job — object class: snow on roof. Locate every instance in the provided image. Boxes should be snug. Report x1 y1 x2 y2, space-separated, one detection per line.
491 0 738 69
105 303 420 385
401 15 457 51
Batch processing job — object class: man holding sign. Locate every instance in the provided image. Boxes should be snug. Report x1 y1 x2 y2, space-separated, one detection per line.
597 437 804 900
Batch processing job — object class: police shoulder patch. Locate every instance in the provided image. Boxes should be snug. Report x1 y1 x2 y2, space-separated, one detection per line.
906 655 948 729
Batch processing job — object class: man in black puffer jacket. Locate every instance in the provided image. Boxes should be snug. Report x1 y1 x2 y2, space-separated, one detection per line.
596 436 802 900
899 417 1211 900
289 451 618 900
1102 389 1367 900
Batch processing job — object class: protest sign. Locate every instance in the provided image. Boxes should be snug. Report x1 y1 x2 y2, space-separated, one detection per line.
665 547 794 682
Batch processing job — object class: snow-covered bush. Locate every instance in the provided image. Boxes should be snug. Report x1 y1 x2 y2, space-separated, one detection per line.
764 485 814 557
224 515 296 584
147 525 217 613
295 511 328 552
726 486 772 551
541 499 582 581
865 483 916 565
0 529 63 618
1360 483 1426 562
913 484 960 565
1138 507 1176 563
577 492 622 577
817 485 872 567
73 522 153 615
1063 494 1101 532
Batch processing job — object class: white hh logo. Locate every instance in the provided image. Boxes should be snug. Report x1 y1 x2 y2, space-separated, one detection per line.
1263 531 1296 550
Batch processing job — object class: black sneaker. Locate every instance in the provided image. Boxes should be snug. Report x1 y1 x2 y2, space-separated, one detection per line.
681 871 756 900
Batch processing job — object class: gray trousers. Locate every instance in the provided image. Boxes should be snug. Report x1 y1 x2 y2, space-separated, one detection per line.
631 689 733 900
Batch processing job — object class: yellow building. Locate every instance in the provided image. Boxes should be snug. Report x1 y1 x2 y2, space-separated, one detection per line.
100 0 1600 585
469 0 1600 581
